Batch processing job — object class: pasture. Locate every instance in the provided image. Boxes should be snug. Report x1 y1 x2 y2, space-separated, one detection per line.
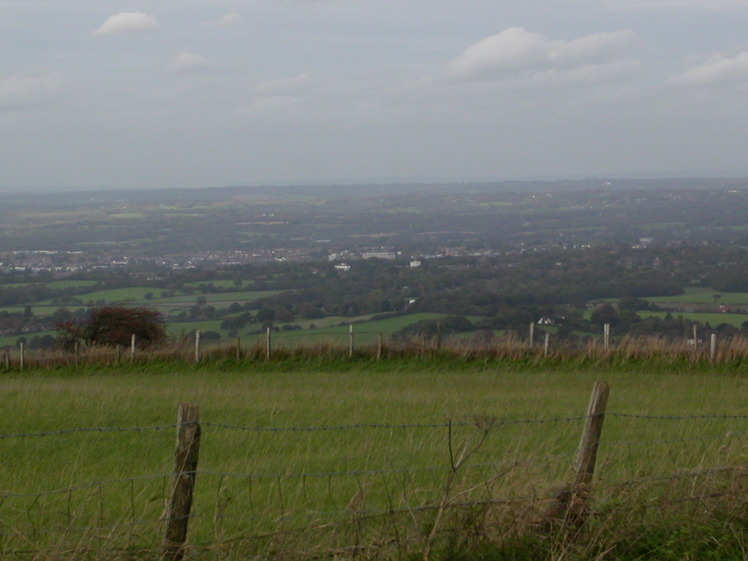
2 362 747 560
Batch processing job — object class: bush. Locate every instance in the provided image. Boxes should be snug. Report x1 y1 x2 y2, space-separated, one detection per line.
56 306 167 350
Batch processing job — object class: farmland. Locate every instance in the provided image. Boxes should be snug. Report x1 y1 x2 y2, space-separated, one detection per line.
2 362 747 560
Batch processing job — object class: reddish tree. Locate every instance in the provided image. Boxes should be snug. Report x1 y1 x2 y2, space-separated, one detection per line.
57 306 167 350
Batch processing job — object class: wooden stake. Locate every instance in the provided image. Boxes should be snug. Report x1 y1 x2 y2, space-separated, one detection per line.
435 322 442 351
710 333 717 362
376 333 383 361
194 330 201 363
544 332 550 358
130 334 136 361
265 327 272 361
575 382 610 490
603 323 610 352
163 403 201 561
236 337 242 361
348 324 354 358
529 322 535 347
544 381 610 528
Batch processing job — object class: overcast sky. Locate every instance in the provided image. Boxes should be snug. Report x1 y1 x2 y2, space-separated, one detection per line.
3 0 748 192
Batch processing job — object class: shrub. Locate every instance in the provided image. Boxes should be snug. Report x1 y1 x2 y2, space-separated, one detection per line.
56 306 167 350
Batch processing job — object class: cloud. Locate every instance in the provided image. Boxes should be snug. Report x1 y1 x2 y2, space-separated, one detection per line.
443 27 638 84
94 12 162 36
201 12 243 28
0 72 64 111
166 53 213 74
669 51 748 86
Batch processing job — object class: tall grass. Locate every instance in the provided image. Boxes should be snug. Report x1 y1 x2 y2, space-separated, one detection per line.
6 332 748 373
1 366 747 560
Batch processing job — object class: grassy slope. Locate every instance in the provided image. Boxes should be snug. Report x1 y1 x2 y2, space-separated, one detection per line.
2 363 747 559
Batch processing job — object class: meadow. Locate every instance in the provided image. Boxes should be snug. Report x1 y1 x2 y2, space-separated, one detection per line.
1 359 747 560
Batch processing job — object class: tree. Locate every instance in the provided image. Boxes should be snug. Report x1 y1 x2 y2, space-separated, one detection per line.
56 306 167 350
590 303 619 327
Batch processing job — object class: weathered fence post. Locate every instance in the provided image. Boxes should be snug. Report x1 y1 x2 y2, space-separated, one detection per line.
162 403 201 561
376 333 384 361
603 323 610 352
19 341 24 371
130 334 136 361
435 322 442 351
348 324 354 358
236 337 242 361
575 382 610 490
710 333 717 362
194 330 201 363
545 381 610 527
74 342 79 369
529 322 535 348
3 349 9 370
544 332 550 358
265 327 272 360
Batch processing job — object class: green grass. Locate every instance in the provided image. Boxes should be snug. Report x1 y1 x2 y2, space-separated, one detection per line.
34 286 158 305
645 287 748 306
46 280 99 290
2 363 747 559
638 310 748 327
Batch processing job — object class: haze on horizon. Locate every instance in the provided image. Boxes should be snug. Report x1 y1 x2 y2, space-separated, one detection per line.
3 0 748 193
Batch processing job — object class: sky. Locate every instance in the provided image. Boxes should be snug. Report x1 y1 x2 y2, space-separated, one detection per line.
3 0 748 192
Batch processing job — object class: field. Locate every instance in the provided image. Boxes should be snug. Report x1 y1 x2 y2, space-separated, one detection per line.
2 361 747 560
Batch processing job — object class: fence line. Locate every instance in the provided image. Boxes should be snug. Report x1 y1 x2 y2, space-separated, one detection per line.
2 391 747 559
2 411 745 441
9 324 748 371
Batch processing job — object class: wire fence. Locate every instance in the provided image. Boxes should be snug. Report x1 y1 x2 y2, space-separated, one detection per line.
6 322 748 371
1 397 746 560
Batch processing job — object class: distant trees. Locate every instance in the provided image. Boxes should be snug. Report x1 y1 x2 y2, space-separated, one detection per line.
56 306 167 350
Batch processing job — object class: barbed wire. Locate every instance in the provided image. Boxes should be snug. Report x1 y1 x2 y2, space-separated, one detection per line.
0 424 178 440
607 412 748 421
0 473 173 499
1 410 745 441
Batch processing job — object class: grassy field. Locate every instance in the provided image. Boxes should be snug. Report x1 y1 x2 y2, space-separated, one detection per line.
645 287 748 306
638 310 748 327
2 362 747 560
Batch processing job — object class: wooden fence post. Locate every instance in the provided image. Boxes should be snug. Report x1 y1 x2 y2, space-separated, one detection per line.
574 382 610 490
603 323 610 352
3 349 9 370
377 333 383 361
692 325 698 357
265 327 272 361
194 330 201 363
19 341 24 371
710 333 717 362
163 403 201 560
236 337 242 361
435 322 442 351
545 381 610 527
544 332 550 358
529 322 535 347
348 324 354 358
130 334 136 361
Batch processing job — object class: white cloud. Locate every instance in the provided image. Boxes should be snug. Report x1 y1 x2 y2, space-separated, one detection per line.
0 72 64 111
166 53 213 74
669 51 748 86
444 27 638 85
201 12 243 28
94 12 162 36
